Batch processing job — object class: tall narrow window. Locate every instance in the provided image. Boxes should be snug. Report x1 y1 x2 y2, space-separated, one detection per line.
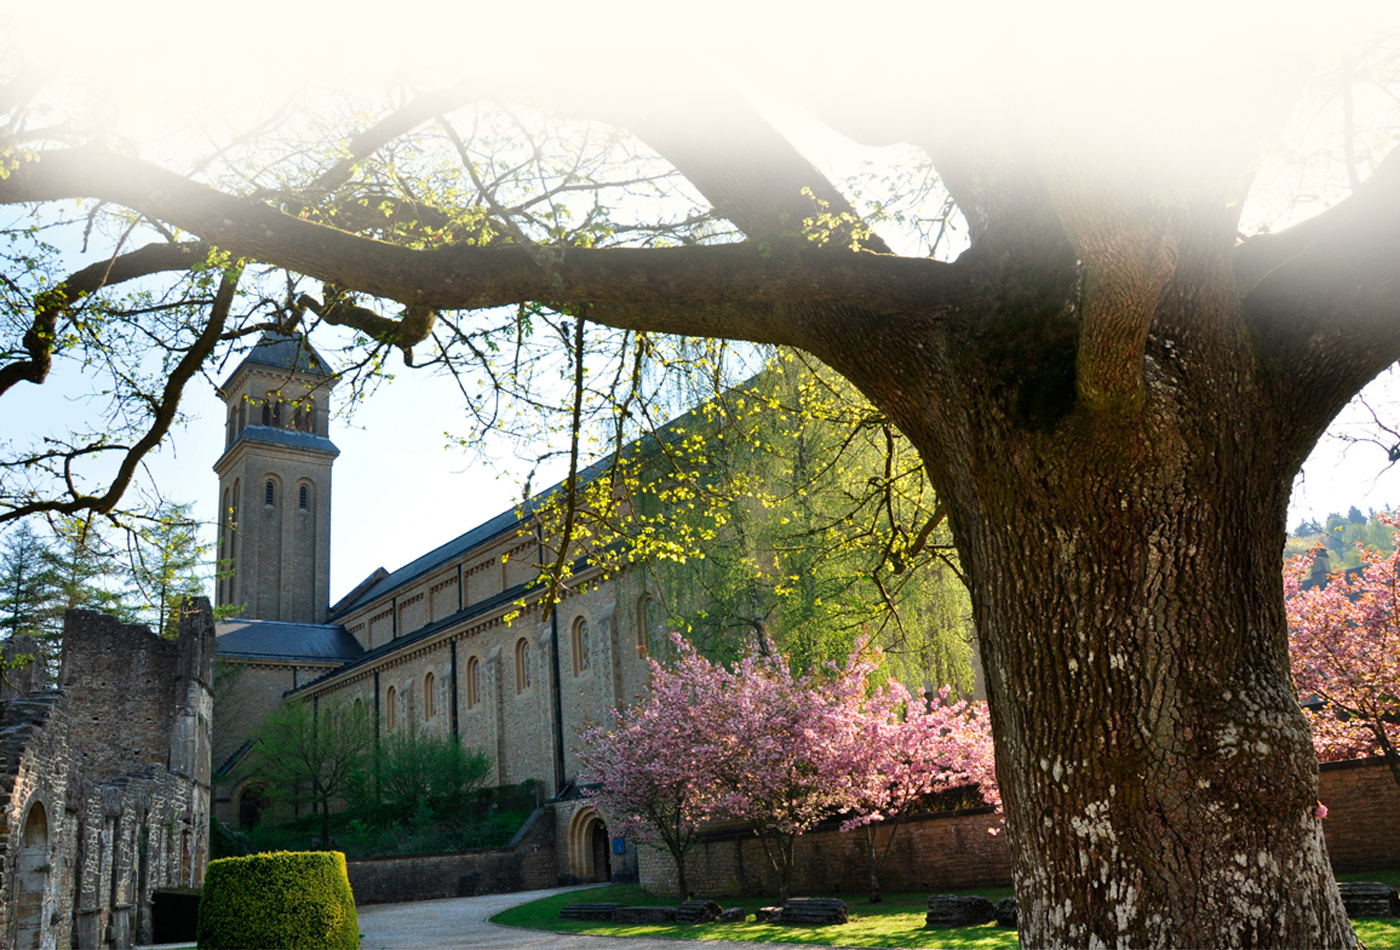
264 480 275 506
466 656 479 709
238 403 246 432
572 617 591 676
261 401 270 426
515 638 531 693
299 484 309 509
424 672 436 720
386 686 398 731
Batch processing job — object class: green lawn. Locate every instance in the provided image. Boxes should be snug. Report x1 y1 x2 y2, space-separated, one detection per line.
493 881 1400 949
492 884 1019 948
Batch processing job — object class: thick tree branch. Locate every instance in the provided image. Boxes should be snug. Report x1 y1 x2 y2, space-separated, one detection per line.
1242 147 1400 462
0 150 962 344
0 241 209 399
1 262 240 524
1235 147 1400 295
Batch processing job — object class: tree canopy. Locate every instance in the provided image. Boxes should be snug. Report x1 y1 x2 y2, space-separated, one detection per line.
5 12 1400 946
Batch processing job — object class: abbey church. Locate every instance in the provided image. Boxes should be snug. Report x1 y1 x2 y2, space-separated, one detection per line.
211 334 656 885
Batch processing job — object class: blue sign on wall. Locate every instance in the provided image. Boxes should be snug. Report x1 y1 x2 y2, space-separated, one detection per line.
612 837 626 855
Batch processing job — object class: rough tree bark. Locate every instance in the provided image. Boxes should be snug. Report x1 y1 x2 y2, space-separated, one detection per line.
6 72 1400 946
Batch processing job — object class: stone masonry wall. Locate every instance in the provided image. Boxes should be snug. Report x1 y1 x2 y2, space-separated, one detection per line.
1319 757 1400 872
638 808 1012 899
346 806 556 904
0 604 214 949
633 761 1400 899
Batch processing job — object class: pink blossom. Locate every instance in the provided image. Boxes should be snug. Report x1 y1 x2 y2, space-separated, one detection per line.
1287 529 1400 775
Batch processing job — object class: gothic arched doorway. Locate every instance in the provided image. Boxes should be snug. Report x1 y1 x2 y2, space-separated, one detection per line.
15 801 49 950
238 783 270 831
568 807 612 884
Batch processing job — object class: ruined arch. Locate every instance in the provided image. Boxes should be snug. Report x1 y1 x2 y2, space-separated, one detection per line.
15 800 49 950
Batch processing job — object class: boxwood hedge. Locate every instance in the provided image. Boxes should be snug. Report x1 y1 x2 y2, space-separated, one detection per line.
197 850 359 949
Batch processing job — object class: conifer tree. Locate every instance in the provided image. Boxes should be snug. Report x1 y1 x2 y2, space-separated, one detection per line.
0 523 56 639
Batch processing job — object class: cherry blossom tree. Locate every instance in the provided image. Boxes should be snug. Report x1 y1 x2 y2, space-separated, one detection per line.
708 641 878 902
1287 539 1400 793
839 682 998 903
578 639 730 900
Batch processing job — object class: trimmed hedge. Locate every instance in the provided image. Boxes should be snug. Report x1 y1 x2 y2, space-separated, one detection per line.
197 851 359 949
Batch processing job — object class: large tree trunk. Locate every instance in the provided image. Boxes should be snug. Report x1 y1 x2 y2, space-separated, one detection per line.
812 209 1359 946
958 433 1350 947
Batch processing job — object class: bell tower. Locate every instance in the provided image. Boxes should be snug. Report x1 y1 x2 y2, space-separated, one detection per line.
213 333 338 623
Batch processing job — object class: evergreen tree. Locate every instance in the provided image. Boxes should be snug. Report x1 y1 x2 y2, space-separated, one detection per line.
0 523 57 640
128 503 211 637
40 515 126 636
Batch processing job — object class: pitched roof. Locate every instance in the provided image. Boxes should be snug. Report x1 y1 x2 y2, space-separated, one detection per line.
299 583 533 694
327 453 615 619
215 619 364 662
220 332 335 392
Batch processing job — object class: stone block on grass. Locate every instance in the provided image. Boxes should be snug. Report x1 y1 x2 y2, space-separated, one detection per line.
559 902 620 921
1337 882 1400 918
995 897 1018 928
614 906 678 924
719 907 748 923
774 898 848 925
676 899 723 923
926 894 996 928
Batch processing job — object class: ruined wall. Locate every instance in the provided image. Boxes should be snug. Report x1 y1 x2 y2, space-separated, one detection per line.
0 604 213 950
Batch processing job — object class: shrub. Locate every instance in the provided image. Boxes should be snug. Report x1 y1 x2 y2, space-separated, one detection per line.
345 730 492 823
197 851 359 949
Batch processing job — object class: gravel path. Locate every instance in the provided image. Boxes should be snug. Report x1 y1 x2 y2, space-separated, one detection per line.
355 886 817 950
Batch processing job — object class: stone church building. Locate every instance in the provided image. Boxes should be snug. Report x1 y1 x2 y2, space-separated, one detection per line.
212 334 662 885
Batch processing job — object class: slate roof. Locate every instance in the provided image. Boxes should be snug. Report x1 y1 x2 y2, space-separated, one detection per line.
217 425 340 465
327 453 615 620
300 583 533 693
215 618 364 662
220 332 335 392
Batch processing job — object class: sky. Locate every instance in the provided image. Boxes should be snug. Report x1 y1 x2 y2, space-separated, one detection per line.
7 4 1400 601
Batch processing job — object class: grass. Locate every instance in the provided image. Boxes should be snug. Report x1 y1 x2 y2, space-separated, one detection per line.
493 881 1400 949
491 884 1018 948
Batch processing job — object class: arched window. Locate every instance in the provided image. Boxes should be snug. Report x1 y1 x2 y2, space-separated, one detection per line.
424 671 436 720
261 401 271 426
466 656 479 709
638 596 668 658
298 484 309 509
293 399 316 434
515 638 531 693
227 408 237 447
572 617 591 676
386 685 398 731
264 480 276 506
231 480 240 528
238 402 246 432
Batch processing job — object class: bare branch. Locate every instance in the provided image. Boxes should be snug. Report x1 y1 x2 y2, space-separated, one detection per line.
0 241 208 398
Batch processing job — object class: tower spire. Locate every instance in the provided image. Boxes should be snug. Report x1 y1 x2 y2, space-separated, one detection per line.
213 333 338 623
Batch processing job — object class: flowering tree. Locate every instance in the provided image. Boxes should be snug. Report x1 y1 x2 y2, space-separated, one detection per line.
1286 540 1400 793
709 641 878 902
839 682 998 903
578 639 731 900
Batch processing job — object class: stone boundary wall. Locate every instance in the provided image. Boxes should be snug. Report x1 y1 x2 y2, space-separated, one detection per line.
1319 758 1400 872
347 807 556 904
634 760 1400 899
639 807 1012 898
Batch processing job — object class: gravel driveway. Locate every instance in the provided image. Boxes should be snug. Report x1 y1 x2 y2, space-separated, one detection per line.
355 886 817 950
